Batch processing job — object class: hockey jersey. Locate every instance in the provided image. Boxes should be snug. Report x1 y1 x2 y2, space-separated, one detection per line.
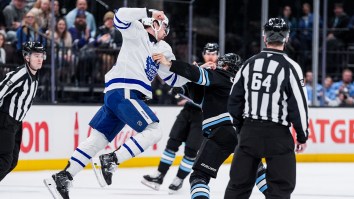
105 8 189 98
170 60 234 132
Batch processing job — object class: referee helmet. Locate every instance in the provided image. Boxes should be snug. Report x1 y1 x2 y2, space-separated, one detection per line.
263 18 290 44
22 41 46 60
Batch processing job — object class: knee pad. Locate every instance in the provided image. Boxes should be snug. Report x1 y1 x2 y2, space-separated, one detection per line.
78 129 109 157
193 139 230 178
166 138 182 152
141 122 162 146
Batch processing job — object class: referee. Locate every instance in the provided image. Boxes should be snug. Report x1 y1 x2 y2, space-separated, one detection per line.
224 18 309 199
0 41 45 181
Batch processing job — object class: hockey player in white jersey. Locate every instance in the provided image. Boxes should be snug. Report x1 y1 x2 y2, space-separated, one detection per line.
44 7 189 199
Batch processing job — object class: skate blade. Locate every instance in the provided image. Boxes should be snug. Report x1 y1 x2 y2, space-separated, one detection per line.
141 179 160 191
91 158 108 188
43 178 63 199
168 189 178 195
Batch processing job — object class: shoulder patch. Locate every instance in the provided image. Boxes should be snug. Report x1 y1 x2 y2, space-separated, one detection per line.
300 79 305 87
6 80 13 87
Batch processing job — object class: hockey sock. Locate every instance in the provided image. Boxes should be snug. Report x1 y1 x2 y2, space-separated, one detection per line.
177 155 195 179
67 129 109 177
157 149 176 175
116 123 162 164
255 162 268 194
190 178 210 199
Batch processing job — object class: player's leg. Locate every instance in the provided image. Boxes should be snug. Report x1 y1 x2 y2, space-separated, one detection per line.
142 138 183 190
142 108 190 190
45 105 124 197
189 126 236 199
169 109 203 193
97 90 162 186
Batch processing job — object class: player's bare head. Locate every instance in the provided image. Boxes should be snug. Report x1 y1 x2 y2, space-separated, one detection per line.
263 18 289 47
202 43 219 63
142 15 170 41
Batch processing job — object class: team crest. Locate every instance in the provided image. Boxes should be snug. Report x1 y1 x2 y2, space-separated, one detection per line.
145 56 159 81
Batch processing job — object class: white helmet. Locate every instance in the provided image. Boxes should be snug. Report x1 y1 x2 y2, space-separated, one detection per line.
141 15 170 40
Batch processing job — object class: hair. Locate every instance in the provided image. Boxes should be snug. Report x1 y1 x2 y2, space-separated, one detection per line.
22 10 40 35
0 32 5 47
55 18 68 39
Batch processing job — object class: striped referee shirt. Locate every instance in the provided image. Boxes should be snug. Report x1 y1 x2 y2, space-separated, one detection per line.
228 48 309 143
0 64 38 122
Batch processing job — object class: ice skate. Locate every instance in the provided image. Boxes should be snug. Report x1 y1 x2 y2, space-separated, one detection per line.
44 170 73 199
92 152 118 187
141 171 164 191
168 176 183 194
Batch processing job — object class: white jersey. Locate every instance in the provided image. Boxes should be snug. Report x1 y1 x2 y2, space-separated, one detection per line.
105 8 189 98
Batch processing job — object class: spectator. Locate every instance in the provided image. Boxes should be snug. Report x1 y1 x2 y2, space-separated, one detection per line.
65 0 96 37
329 69 354 106
0 31 6 64
2 0 27 42
280 5 297 58
327 3 350 46
348 15 354 43
281 5 297 40
16 10 47 51
25 0 36 11
30 0 52 31
47 18 73 82
94 11 122 49
323 76 337 106
68 9 90 49
54 0 65 19
305 71 323 106
297 3 315 71
94 11 122 76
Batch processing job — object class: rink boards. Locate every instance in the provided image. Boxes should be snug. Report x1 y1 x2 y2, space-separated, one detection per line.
14 106 354 171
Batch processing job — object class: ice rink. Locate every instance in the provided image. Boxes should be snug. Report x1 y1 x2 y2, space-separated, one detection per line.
1 163 353 199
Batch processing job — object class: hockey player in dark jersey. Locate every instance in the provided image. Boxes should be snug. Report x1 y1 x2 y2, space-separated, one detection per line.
153 52 267 199
141 43 218 193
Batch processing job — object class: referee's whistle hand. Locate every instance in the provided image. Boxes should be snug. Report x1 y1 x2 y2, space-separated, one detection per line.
295 142 307 153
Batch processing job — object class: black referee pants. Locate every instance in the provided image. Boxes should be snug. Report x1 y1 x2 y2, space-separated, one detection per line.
224 119 296 199
0 112 22 181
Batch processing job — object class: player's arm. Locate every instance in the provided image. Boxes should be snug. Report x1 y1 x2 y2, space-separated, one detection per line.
154 53 218 86
228 64 246 129
114 8 164 37
287 64 309 145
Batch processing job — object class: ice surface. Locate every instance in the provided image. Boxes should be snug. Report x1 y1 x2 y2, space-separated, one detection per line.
1 163 353 199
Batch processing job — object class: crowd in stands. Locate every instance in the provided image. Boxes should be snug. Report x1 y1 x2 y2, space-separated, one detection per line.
305 69 354 106
0 0 353 106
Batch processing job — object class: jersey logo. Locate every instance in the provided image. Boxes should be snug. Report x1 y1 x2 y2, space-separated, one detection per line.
145 56 159 81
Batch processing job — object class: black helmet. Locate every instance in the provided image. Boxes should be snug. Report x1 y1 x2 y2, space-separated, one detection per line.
22 41 46 58
203 43 219 55
263 18 290 43
217 53 243 74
